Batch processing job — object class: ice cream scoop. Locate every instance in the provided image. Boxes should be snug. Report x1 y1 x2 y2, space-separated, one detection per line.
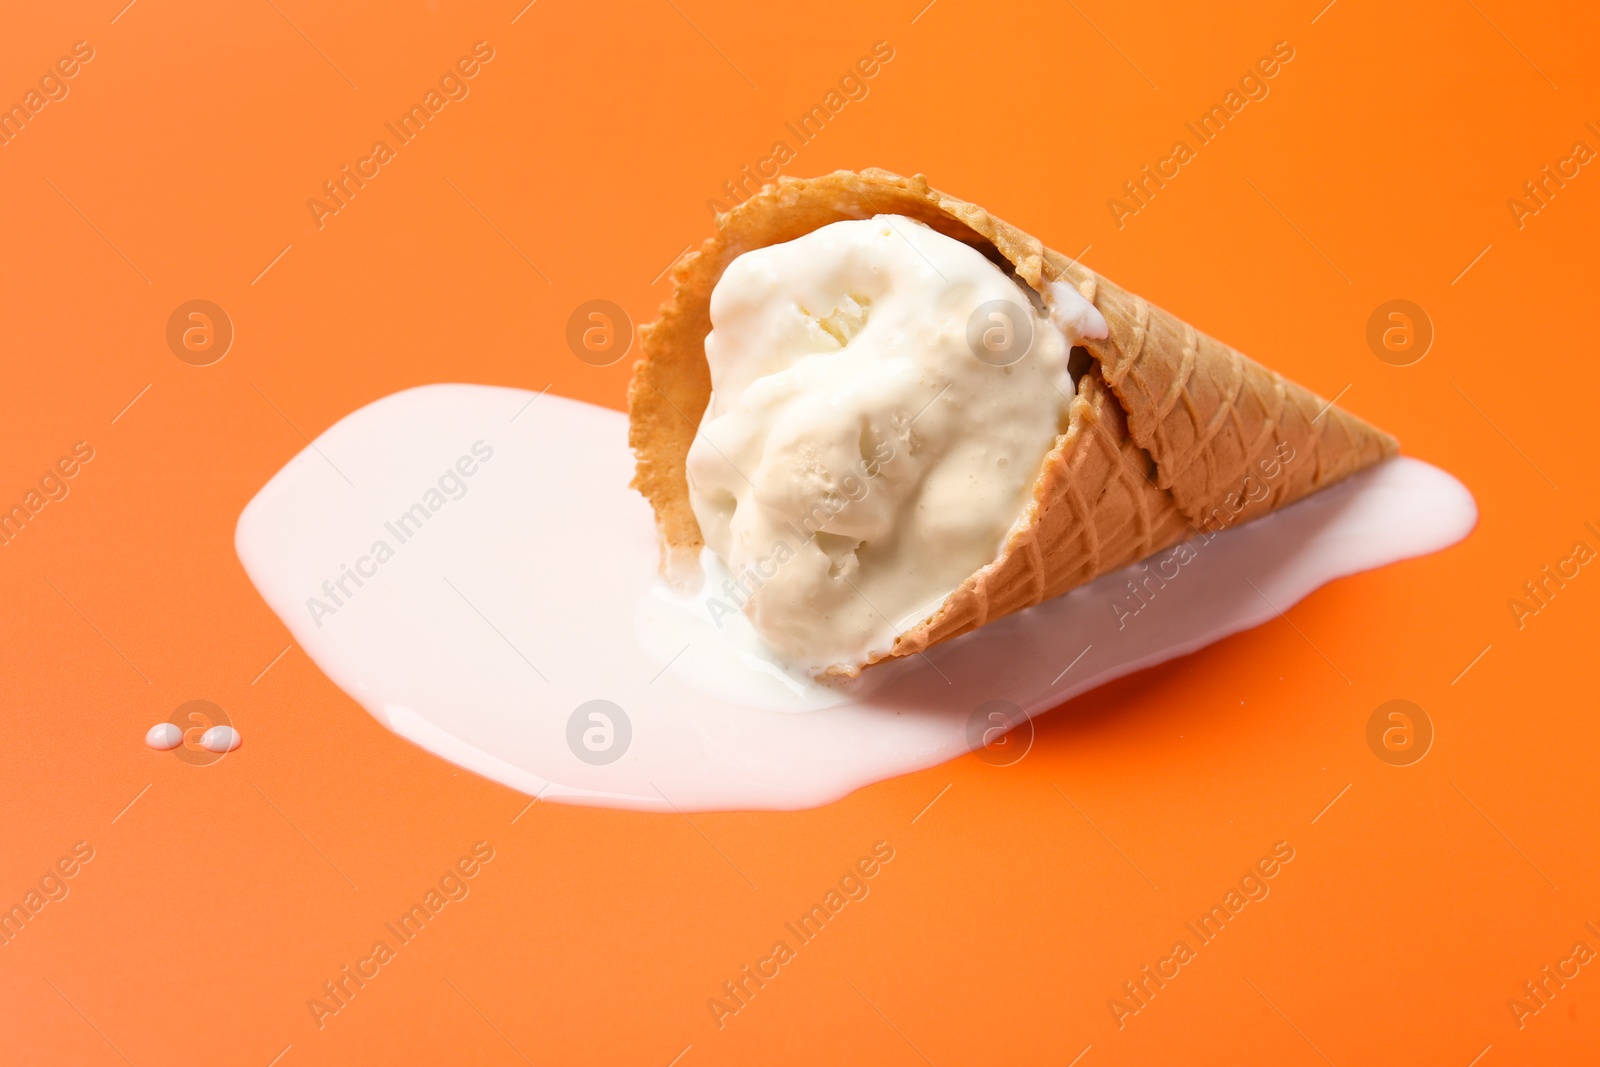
686 215 1102 672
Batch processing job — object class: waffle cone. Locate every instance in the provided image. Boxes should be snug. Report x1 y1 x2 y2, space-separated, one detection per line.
627 169 1397 674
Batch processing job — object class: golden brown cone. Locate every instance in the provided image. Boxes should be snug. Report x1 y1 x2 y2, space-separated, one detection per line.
627 169 1398 673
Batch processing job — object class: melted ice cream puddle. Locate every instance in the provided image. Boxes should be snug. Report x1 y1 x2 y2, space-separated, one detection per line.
235 384 1475 812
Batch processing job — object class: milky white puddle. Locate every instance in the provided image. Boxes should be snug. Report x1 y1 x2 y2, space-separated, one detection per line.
235 384 1476 812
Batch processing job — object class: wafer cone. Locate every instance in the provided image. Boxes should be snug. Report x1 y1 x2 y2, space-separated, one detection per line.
628 169 1397 674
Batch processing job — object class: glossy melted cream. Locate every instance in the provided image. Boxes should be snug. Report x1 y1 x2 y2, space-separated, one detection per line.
235 384 1475 812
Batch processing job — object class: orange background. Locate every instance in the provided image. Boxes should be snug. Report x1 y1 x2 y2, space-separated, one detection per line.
2 1 1597 1063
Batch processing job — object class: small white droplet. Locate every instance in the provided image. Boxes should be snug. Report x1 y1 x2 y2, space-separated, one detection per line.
199 725 241 753
146 723 182 751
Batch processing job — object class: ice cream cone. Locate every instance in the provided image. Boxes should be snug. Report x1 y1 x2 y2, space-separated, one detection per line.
628 169 1397 673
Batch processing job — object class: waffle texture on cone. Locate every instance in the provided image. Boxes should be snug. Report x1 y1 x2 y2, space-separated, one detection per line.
627 169 1398 674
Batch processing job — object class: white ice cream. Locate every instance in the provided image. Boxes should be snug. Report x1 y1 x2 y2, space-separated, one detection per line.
686 215 1098 672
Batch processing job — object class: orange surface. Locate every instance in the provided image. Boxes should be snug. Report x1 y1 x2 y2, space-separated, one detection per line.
2 1 1596 1064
